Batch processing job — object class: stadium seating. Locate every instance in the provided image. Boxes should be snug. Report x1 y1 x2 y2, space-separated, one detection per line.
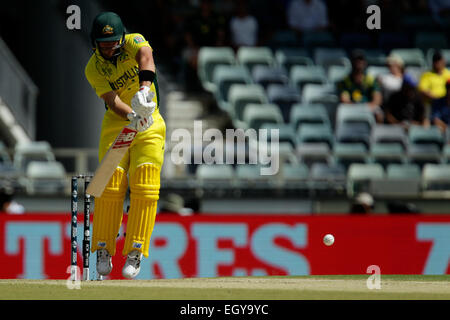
390 48 427 68
237 46 275 73
197 47 236 92
386 163 422 180
260 123 297 148
280 162 310 181
422 164 450 191
252 65 289 89
334 142 369 169
313 48 350 72
13 141 56 173
328 65 351 83
296 123 334 149
407 143 441 168
23 161 67 195
371 124 408 149
408 125 444 150
290 103 330 131
228 84 268 129
290 65 327 92
347 163 385 196
371 143 405 168
296 142 332 167
212 65 253 111
196 164 235 180
275 48 314 73
242 103 284 131
266 84 302 122
336 104 376 132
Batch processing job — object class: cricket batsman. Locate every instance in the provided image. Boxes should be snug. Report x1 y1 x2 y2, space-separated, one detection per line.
84 12 165 278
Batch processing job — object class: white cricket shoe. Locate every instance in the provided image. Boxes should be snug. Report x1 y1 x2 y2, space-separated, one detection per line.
96 249 112 276
122 250 143 279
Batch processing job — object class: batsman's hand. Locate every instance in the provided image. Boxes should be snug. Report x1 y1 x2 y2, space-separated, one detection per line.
131 86 156 118
127 111 153 132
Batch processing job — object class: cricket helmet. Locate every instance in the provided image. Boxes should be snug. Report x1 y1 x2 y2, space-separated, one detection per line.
90 12 125 56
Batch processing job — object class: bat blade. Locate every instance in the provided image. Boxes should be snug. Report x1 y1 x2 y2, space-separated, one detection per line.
86 126 137 197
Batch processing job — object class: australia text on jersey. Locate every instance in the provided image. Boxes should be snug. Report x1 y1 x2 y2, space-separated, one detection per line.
108 66 139 90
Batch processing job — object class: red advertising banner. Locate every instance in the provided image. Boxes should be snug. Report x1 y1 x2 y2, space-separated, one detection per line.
0 214 449 279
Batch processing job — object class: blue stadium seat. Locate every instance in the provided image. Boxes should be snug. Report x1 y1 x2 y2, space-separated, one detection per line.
266 84 302 122
275 48 314 73
252 65 289 90
290 65 327 92
333 142 369 169
296 123 334 149
290 103 330 131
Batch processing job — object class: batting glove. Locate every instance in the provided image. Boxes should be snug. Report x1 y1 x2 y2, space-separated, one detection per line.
127 110 153 132
131 86 156 119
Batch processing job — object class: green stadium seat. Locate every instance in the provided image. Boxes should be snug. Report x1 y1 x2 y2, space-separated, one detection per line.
290 65 327 92
260 123 297 148
390 48 426 68
386 163 421 180
237 46 275 73
347 163 385 196
296 142 332 167
422 164 450 191
275 48 313 73
228 84 268 128
333 142 369 169
296 123 334 148
371 124 407 150
212 65 252 111
371 143 405 168
328 65 351 83
290 103 330 131
198 47 236 93
408 125 444 150
242 103 284 131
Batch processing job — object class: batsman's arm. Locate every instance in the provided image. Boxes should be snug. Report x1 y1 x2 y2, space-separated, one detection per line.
101 91 133 119
135 46 156 88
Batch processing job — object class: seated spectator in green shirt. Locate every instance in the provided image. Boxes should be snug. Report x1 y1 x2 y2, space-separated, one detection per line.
337 50 384 123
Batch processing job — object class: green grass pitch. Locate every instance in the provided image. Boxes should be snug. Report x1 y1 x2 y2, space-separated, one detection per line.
0 275 449 300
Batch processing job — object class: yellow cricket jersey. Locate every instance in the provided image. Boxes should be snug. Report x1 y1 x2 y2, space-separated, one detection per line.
85 33 159 122
418 68 450 100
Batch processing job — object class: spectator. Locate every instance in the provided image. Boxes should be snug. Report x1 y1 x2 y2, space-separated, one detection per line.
286 0 329 35
0 186 24 214
418 51 450 108
229 0 259 49
385 77 428 129
349 192 374 214
378 53 414 102
181 0 227 91
430 79 450 133
336 50 384 122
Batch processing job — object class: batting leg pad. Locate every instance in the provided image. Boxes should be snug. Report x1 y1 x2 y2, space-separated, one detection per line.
123 164 160 258
91 167 128 256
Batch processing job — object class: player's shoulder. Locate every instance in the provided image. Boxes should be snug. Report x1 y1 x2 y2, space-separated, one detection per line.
125 33 148 46
85 54 98 76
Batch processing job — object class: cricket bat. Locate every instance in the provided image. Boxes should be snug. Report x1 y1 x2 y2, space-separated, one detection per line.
86 125 138 197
